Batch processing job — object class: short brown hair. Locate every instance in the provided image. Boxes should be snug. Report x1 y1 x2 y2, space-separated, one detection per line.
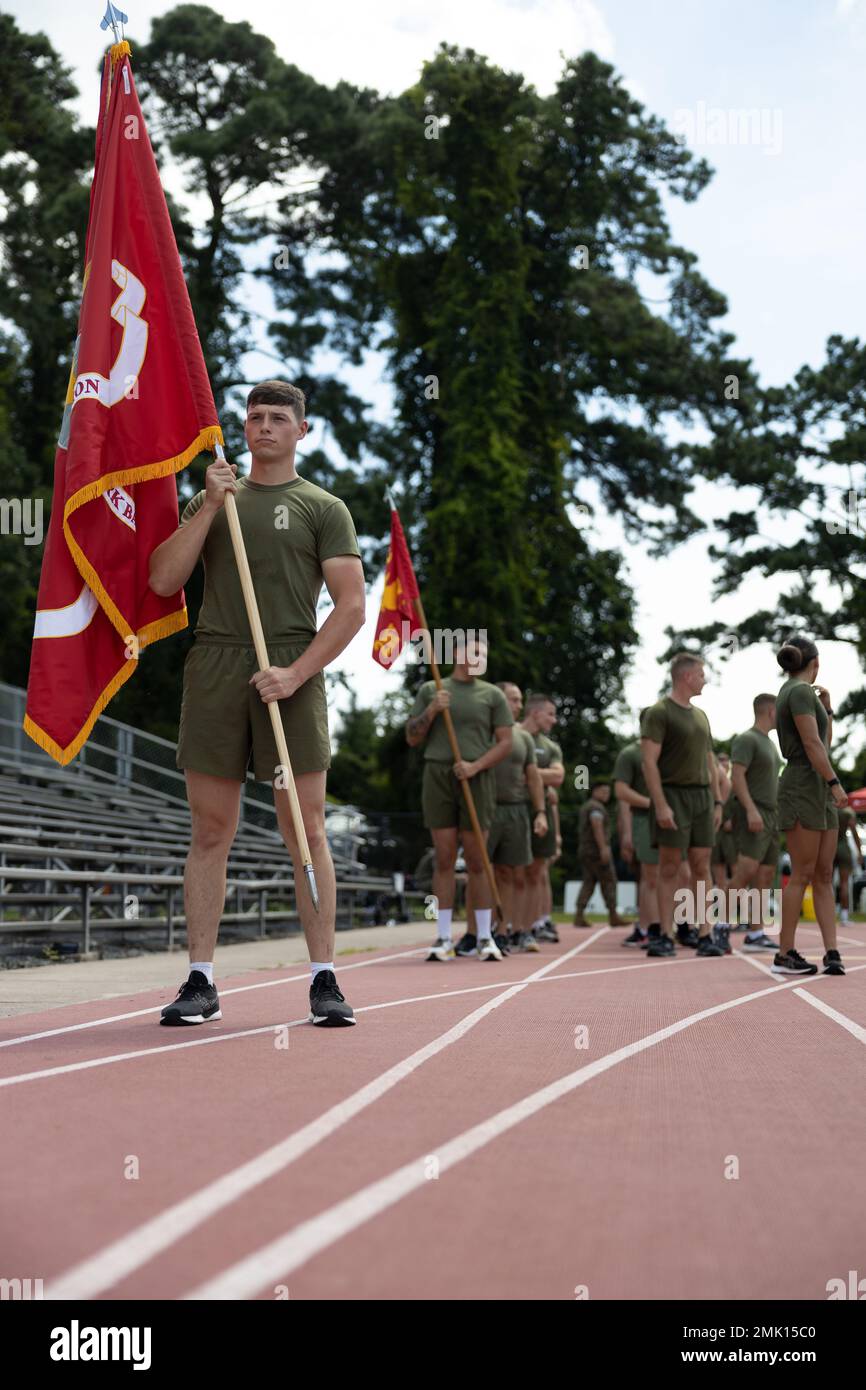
670 651 704 680
247 380 305 423
753 693 776 715
525 692 555 711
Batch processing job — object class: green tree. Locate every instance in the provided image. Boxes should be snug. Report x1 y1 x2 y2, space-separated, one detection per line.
0 14 91 686
674 333 866 757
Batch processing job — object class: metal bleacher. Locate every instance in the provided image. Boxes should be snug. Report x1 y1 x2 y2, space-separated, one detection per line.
0 682 398 958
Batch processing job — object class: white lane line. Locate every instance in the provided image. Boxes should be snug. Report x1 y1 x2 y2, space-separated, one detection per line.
733 950 777 980
794 988 866 1044
184 969 850 1301
0 950 725 1090
0 947 429 1049
45 931 607 1299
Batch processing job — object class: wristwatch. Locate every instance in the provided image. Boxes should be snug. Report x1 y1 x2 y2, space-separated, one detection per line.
827 777 840 788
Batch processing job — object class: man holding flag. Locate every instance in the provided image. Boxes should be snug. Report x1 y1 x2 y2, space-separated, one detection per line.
373 501 513 961
25 36 366 1027
151 380 365 1026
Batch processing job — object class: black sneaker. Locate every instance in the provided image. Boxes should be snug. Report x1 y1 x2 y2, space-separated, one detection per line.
642 924 662 951
160 971 221 1026
771 949 818 977
823 949 845 976
454 932 478 957
696 934 724 957
494 932 511 955
622 927 648 947
712 925 732 955
742 931 778 951
646 935 676 958
309 970 356 1026
676 925 699 948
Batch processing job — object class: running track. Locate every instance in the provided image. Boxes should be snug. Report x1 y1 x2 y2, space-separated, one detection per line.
2 922 865 1301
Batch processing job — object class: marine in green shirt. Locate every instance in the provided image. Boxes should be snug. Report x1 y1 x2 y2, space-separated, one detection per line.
150 381 367 1028
724 694 782 943
405 636 513 962
640 652 723 956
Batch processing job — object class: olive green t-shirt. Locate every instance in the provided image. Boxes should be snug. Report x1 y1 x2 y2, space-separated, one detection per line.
640 698 712 786
410 676 513 762
730 727 782 809
775 678 828 768
613 740 649 806
579 796 609 854
527 731 563 806
494 727 537 803
180 476 361 644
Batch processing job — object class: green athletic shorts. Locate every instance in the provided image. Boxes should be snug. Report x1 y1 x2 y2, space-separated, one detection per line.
712 827 738 869
176 637 331 782
531 798 557 859
632 811 658 866
834 839 853 869
487 802 532 867
732 801 780 867
422 761 497 832
778 765 839 833
650 784 714 850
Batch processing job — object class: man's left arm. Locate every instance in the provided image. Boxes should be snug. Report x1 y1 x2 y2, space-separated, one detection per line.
250 556 365 703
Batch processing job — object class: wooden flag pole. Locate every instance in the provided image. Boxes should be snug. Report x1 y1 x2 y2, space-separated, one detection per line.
217 445 319 911
411 593 504 926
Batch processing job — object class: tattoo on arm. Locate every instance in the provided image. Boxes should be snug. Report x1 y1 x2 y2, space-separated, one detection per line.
407 707 434 742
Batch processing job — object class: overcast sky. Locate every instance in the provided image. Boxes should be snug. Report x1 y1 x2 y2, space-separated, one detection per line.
12 0 866 763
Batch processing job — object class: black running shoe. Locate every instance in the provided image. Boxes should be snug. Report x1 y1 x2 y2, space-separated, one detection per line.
712 925 732 955
160 971 221 1026
622 927 648 947
494 932 511 955
771 949 818 977
642 924 662 951
823 949 845 976
309 969 356 1026
676 925 699 948
696 934 724 957
646 935 676 958
454 932 478 957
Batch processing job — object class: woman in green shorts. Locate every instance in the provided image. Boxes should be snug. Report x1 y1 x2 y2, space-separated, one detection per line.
774 635 849 977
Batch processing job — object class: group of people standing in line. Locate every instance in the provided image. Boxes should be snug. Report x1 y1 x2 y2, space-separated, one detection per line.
407 634 862 978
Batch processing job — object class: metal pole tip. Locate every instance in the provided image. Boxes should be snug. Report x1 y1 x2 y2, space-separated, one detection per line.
304 863 320 913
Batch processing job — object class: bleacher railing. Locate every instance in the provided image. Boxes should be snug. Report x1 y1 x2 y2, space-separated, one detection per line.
0 682 279 831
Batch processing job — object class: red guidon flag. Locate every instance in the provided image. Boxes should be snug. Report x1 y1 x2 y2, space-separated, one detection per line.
372 495 421 668
24 41 222 764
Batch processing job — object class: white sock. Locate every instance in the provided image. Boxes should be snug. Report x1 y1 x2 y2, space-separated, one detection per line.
531 917 545 932
310 961 334 981
436 908 453 941
476 909 492 940
841 910 849 923
190 961 214 985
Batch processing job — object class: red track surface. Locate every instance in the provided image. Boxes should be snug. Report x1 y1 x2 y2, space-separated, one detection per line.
2 924 865 1301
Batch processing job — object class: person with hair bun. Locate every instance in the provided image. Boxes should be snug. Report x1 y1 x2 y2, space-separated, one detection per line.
773 635 848 976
